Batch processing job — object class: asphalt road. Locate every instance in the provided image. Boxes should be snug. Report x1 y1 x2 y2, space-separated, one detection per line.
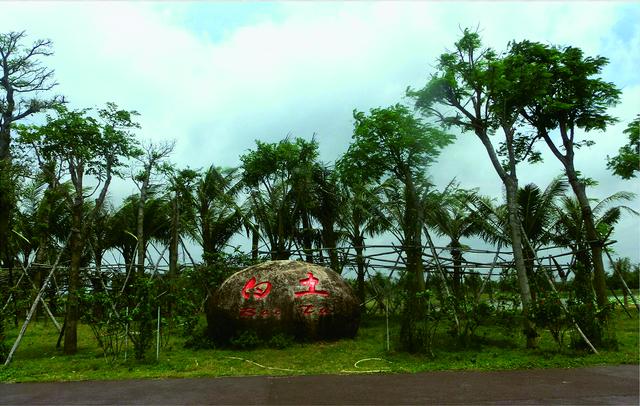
1 364 638 405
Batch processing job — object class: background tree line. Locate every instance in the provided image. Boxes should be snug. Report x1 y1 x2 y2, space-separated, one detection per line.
0 29 638 360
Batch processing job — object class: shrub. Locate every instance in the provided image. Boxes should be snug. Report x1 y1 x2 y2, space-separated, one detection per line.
229 330 262 350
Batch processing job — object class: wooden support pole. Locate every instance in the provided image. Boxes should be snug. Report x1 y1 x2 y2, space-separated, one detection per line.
156 306 161 361
604 250 639 312
520 227 599 354
422 227 460 333
4 235 69 366
14 259 62 332
477 249 501 303
609 286 633 319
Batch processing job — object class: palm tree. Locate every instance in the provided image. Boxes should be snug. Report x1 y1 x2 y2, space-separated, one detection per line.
107 194 170 271
427 185 485 299
194 165 245 265
553 191 638 303
310 165 341 271
337 179 387 306
241 137 319 260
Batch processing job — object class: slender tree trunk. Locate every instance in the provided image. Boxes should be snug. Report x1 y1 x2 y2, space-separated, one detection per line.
451 240 462 299
301 212 313 263
136 173 150 277
64 194 83 355
169 198 179 276
400 175 428 352
475 127 536 348
354 235 366 308
523 245 537 302
251 225 259 261
540 130 608 308
200 206 212 264
322 223 339 273
505 180 537 347
565 170 608 308
0 112 14 271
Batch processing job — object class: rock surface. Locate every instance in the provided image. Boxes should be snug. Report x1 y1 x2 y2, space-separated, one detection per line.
206 260 360 342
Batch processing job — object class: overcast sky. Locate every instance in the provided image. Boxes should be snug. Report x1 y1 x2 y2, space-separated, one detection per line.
3 1 639 264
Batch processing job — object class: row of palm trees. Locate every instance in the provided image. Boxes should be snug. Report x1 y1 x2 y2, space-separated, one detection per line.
11 136 635 311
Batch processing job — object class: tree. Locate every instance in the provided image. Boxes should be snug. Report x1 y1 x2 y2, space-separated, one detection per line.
165 167 198 276
0 31 60 269
20 104 139 354
554 191 637 272
195 166 244 265
608 115 639 180
335 177 387 305
511 41 622 308
133 141 173 276
427 185 485 299
241 137 319 260
338 104 453 351
310 165 342 272
408 30 542 347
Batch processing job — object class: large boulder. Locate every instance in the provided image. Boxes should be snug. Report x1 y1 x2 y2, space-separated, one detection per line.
206 260 360 342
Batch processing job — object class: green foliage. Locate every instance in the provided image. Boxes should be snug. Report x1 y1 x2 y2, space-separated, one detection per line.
229 330 262 350
196 166 245 262
266 333 294 349
608 115 640 179
567 299 615 350
338 104 453 185
607 257 640 290
129 279 157 361
531 291 570 349
78 290 130 361
241 137 320 259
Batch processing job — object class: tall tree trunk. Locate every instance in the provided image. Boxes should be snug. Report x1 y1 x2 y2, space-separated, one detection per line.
565 170 608 308
169 198 179 276
505 180 537 348
476 128 537 348
451 240 462 299
523 245 537 302
0 98 15 271
136 174 150 278
301 212 314 263
321 223 339 274
0 159 14 273
354 234 366 308
251 225 259 261
64 194 83 355
201 207 212 264
540 130 608 308
399 175 428 352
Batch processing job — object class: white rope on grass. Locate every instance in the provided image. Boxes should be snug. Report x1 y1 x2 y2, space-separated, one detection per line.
341 357 393 374
225 356 298 372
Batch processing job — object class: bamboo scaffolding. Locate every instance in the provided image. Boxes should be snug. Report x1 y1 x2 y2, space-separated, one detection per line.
4 235 70 366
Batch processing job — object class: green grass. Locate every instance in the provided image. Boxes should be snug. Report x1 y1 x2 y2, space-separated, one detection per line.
1 310 638 383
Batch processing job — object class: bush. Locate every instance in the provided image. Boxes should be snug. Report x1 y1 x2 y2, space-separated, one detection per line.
229 330 262 350
531 292 570 349
267 333 294 349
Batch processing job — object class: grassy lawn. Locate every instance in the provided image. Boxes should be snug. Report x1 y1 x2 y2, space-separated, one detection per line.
1 310 638 383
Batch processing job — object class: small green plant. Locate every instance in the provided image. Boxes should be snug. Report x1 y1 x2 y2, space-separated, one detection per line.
229 330 262 350
531 291 570 349
267 333 294 349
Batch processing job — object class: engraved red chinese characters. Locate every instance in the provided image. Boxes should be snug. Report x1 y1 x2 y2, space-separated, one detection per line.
241 277 272 300
294 272 329 297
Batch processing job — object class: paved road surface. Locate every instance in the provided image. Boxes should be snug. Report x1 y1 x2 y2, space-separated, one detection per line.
1 364 638 405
